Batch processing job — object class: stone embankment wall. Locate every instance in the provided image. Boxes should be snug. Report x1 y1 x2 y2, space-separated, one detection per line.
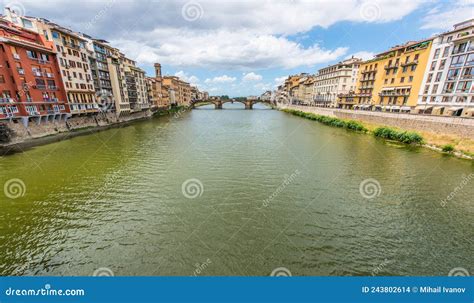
282 105 474 140
0 111 153 146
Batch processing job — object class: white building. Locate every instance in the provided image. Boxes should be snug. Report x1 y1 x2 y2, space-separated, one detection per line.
417 19 474 117
313 57 361 107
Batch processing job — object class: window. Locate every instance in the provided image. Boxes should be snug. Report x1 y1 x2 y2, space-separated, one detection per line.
52 31 60 39
431 84 438 94
447 68 460 80
427 73 433 82
434 48 440 59
430 61 436 71
408 76 413 82
452 42 467 54
414 54 419 61
466 53 474 66
462 67 474 79
391 78 395 84
423 85 430 94
456 81 471 93
410 65 416 72
439 59 446 70
442 47 450 57
402 66 407 73
435 72 442 82
0 75 4 83
442 82 455 93
400 77 405 83
451 55 466 67
26 50 37 59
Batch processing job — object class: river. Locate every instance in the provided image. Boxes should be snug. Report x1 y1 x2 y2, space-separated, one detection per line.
0 103 472 276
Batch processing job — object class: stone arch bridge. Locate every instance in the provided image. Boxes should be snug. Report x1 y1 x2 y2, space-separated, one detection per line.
190 99 276 109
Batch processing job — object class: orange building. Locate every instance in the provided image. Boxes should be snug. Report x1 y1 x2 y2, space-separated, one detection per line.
0 18 69 125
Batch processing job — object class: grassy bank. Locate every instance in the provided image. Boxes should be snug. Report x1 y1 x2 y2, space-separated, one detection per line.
282 108 367 132
282 108 473 158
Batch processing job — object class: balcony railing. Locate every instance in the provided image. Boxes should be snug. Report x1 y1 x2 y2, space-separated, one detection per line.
401 60 418 67
384 63 399 70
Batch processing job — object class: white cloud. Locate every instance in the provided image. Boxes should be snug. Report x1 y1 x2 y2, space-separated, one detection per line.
274 76 288 85
347 51 375 61
113 29 348 70
10 0 426 71
174 70 199 84
242 72 262 82
420 1 474 30
204 75 236 84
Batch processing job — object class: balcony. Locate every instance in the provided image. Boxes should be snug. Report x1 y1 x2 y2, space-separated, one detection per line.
17 68 25 75
361 69 376 75
401 60 418 67
384 63 399 70
33 71 42 77
45 72 54 78
48 85 58 90
0 98 15 103
379 90 410 97
453 31 474 42
13 53 20 60
34 85 47 90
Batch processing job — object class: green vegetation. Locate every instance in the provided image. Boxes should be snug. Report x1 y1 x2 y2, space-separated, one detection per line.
441 144 455 153
373 127 424 144
282 108 425 146
282 109 367 132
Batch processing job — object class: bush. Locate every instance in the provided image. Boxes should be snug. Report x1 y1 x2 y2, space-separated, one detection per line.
374 127 423 145
441 144 455 153
282 109 367 132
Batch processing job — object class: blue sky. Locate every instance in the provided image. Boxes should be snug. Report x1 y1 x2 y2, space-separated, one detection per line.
2 0 473 97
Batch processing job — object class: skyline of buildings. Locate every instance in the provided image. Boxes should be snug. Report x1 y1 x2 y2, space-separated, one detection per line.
272 19 474 117
0 8 208 126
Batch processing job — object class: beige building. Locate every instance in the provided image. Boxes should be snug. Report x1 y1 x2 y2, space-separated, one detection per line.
313 57 361 107
163 76 191 106
146 63 168 109
107 48 131 116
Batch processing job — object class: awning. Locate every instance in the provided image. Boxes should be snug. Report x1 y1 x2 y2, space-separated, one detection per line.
374 105 382 108
381 87 395 91
447 107 463 111
391 106 401 110
401 106 411 111
385 106 392 110
433 106 445 110
362 104 371 109
395 86 411 90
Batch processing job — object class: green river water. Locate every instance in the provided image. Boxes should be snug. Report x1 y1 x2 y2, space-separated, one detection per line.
0 103 472 276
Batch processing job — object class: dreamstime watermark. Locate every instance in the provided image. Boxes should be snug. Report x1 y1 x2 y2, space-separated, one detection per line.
371 258 391 276
440 173 474 207
448 267 470 277
5 1 26 17
182 178 204 199
181 0 204 22
270 267 292 277
191 258 212 276
96 91 115 113
359 178 382 199
359 1 381 22
84 0 116 31
262 169 300 208
92 267 114 277
3 178 26 199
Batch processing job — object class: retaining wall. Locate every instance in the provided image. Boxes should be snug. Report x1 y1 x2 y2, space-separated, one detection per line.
282 105 474 140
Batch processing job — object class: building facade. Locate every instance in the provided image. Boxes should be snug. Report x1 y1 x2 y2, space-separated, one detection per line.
417 19 474 117
338 39 433 112
0 17 69 125
314 57 361 107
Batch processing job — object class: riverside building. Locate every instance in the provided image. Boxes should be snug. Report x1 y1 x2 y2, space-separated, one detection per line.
314 57 361 107
417 19 474 117
0 17 69 125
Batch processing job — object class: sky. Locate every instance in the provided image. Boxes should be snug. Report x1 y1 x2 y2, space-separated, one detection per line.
1 0 473 97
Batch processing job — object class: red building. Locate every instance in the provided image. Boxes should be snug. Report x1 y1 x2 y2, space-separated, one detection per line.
0 19 69 125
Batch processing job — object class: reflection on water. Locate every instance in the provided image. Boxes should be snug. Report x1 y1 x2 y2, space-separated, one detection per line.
0 103 473 276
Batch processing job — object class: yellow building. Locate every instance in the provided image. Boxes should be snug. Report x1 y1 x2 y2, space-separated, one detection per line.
338 39 433 112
